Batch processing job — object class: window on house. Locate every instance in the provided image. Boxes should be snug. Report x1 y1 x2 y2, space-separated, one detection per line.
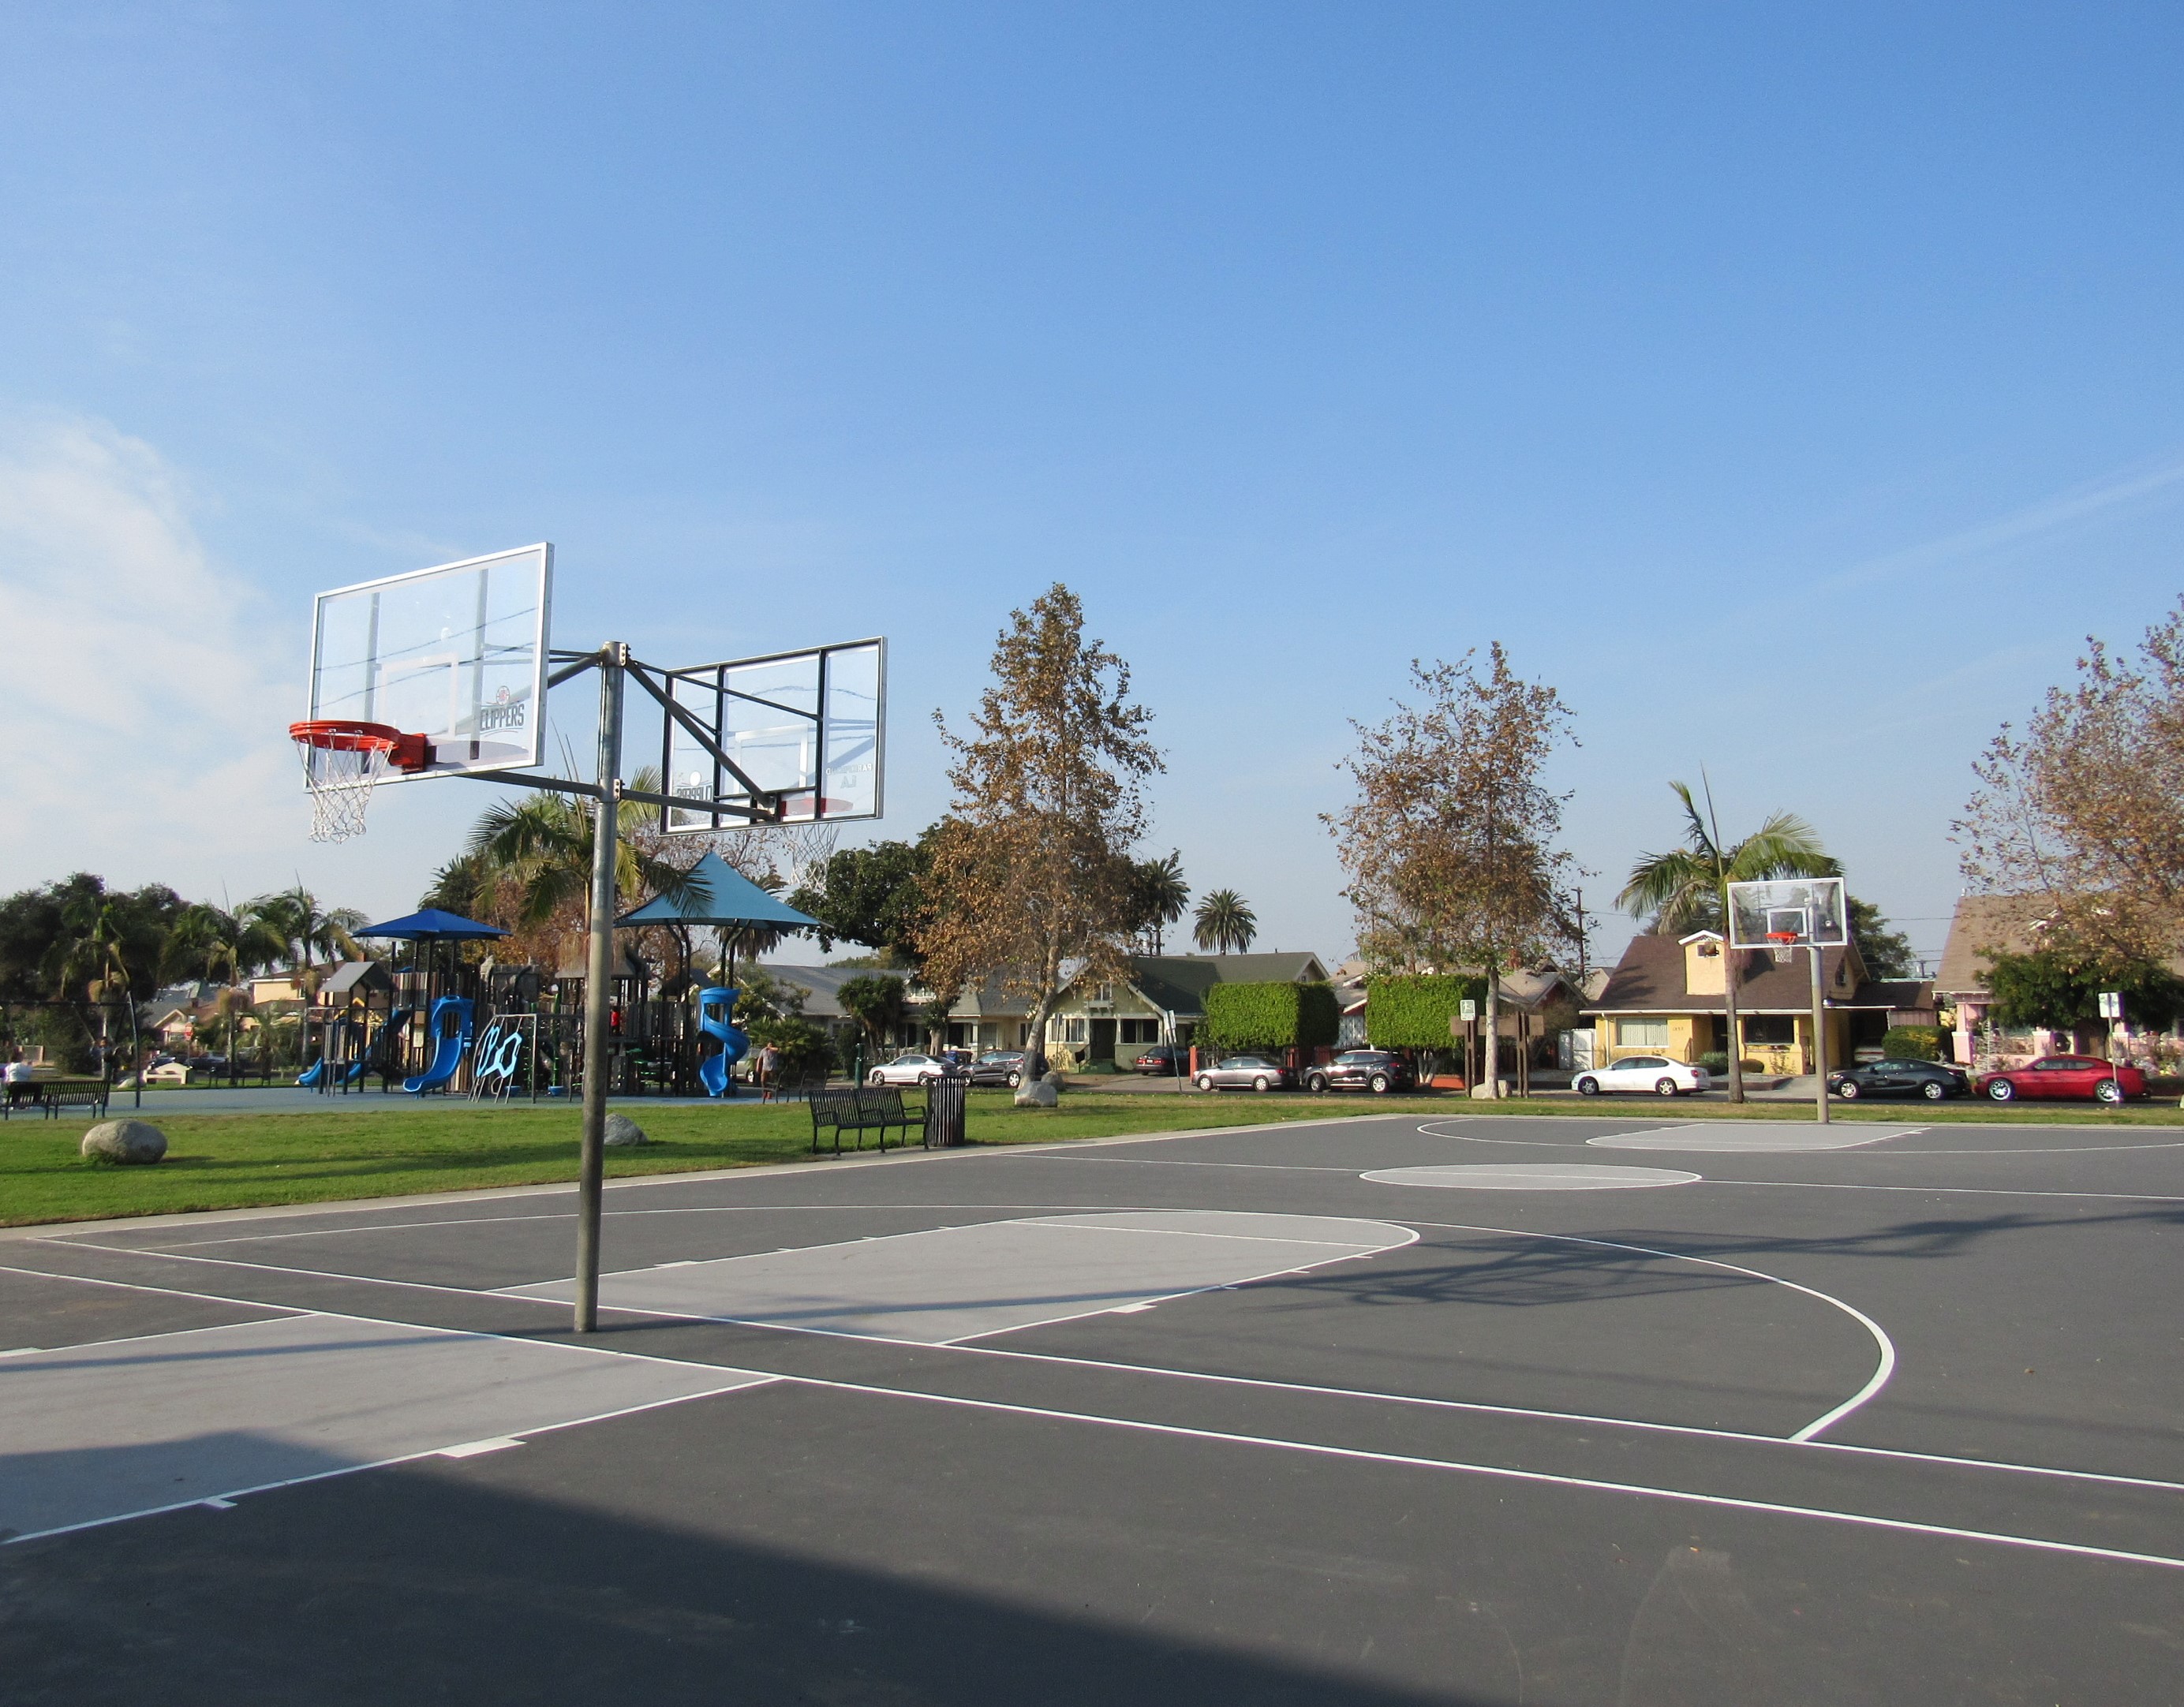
1615 1019 1670 1048
1119 1018 1160 1045
1053 1018 1088 1044
1094 984 1113 1003
1742 1015 1797 1046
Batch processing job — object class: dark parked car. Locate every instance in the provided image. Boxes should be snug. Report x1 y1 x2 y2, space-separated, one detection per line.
1827 1059 1971 1102
967 1050 1028 1088
1303 1049 1413 1095
1194 1054 1292 1093
1131 1044 1188 1075
1975 1055 2147 1104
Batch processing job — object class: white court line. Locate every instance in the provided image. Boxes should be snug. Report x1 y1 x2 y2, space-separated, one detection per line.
1415 1118 2184 1157
32 1215 1888 1439
765 1373 2184 1574
1393 1218 1896 1444
1706 1179 2184 1204
10 1253 2175 1496
1013 1216 1388 1249
1 1377 773 1549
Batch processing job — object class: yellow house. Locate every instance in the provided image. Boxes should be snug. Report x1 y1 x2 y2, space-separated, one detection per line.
1584 932 1929 1077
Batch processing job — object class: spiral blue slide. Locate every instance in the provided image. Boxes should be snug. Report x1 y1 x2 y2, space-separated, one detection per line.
403 996 475 1095
696 985 749 1098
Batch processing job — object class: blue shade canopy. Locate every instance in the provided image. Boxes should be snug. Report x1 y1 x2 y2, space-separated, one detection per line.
616 851 818 931
353 908 510 941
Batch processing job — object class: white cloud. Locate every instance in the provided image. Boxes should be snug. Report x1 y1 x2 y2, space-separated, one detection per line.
0 416 297 895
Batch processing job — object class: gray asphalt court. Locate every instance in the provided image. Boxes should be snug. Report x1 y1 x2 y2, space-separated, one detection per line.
5 1107 2182 1704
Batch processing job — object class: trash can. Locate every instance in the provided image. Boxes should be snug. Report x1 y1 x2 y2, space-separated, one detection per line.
925 1068 968 1149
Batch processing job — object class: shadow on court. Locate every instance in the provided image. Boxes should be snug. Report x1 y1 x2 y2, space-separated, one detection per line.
0 1466 1471 1707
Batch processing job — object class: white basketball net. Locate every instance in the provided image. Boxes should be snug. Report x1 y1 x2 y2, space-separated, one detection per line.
294 735 392 843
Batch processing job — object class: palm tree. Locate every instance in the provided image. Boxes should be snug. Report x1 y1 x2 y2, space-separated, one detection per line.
462 765 691 932
1618 779 1839 1101
246 884 367 974
1130 852 1190 954
164 904 286 1084
1193 889 1258 954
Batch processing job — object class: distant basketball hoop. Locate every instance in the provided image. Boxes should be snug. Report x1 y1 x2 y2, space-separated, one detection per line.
288 720 432 843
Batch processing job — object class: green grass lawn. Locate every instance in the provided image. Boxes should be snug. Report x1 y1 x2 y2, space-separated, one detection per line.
5 1087 2179 1227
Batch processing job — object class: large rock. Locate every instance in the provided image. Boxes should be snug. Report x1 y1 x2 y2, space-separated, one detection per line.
80 1120 167 1164
602 1113 649 1147
1013 1072 1061 1109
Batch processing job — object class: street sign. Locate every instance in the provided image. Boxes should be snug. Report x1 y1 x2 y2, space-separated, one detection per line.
1459 999 1478 1022
2098 992 2124 1020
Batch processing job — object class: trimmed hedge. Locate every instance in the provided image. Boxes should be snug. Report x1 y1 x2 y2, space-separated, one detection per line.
1880 1025 1943 1061
1364 973 1487 1049
1204 981 1341 1051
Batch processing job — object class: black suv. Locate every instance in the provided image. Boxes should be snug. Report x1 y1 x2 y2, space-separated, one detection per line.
967 1051 1029 1088
1303 1050 1413 1094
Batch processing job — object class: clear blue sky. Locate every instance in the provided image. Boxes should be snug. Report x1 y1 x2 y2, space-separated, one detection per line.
3 3 2180 973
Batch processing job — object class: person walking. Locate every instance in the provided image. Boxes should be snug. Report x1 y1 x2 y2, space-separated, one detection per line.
757 1040 780 1101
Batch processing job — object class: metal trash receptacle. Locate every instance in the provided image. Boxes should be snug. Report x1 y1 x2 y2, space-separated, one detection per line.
925 1068 968 1148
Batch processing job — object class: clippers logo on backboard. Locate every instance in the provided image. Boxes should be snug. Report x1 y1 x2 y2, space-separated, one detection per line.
473 685 529 735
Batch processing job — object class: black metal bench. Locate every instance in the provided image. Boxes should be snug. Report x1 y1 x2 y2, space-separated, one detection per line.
3 1078 110 1122
809 1086 921 1155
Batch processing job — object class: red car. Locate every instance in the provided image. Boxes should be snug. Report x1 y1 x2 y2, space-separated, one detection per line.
1974 1055 2146 1104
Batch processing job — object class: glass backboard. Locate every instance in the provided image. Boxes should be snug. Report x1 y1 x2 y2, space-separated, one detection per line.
1726 876 1848 949
660 638 885 831
306 545 553 780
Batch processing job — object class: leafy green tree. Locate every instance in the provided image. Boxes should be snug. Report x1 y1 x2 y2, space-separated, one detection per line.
1848 897 1917 980
1192 889 1257 954
788 834 935 962
1984 946 2184 1033
460 765 690 931
836 973 909 1054
1618 782 1838 1102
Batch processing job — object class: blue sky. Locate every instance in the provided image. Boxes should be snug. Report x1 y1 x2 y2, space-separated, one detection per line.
3 3 2181 973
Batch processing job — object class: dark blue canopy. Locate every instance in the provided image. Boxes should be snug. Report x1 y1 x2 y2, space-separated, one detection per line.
615 852 817 931
353 908 509 941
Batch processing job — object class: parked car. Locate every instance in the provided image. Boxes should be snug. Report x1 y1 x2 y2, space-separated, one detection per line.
867 1051 949 1087
1828 1059 1971 1101
1303 1049 1414 1095
1131 1044 1189 1075
1195 1054 1293 1093
1975 1055 2146 1104
1572 1055 1711 1098
967 1050 1028 1088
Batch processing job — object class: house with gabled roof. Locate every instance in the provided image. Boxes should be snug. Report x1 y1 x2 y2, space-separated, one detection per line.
1584 931 1932 1077
1044 951 1331 1064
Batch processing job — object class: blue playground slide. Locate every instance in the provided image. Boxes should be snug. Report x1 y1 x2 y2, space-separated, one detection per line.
296 1059 325 1088
696 985 749 1098
403 996 475 1095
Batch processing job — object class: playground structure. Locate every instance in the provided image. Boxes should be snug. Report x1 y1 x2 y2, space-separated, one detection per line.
695 985 750 1098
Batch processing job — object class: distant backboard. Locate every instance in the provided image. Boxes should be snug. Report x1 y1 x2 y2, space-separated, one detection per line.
307 545 553 780
659 638 885 832
1726 876 1847 949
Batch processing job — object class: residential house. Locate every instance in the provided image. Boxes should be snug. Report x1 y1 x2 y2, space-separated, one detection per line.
1935 895 2184 1066
1043 952 1330 1064
1584 932 1933 1077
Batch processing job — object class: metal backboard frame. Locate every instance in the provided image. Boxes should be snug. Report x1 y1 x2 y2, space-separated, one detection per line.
305 544 554 782
1726 876 1848 949
656 637 886 833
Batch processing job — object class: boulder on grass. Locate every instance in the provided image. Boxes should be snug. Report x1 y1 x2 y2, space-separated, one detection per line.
80 1120 167 1164
603 1113 649 1147
1013 1072 1061 1109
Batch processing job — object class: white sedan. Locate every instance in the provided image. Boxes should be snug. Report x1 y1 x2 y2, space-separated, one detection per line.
867 1051 947 1087
1573 1055 1711 1098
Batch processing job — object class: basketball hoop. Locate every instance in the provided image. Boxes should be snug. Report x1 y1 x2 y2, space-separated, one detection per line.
289 720 428 843
1767 929 1798 966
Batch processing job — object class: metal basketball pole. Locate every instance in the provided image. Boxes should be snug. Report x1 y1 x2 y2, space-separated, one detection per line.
574 642 626 1332
1809 943 1830 1126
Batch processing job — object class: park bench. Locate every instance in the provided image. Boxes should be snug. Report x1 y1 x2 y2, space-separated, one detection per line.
3 1078 110 1122
808 1085 922 1155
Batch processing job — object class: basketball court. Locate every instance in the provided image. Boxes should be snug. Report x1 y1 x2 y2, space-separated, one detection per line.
6 1107 2182 1703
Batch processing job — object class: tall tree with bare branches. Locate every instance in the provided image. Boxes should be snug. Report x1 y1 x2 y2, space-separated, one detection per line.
1326 645 1576 1098
917 585 1162 1087
1956 600 2184 963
